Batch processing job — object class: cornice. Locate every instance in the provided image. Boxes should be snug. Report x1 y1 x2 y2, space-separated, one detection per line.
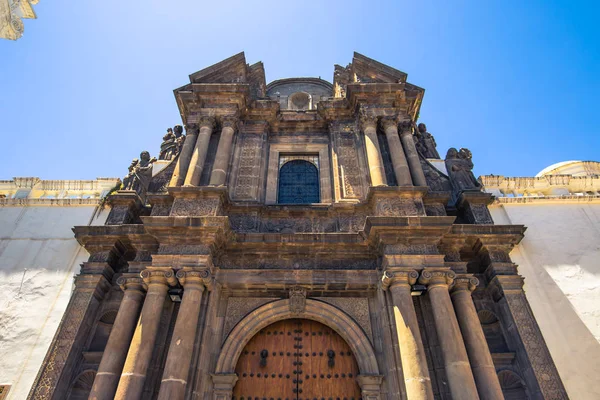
0 198 103 207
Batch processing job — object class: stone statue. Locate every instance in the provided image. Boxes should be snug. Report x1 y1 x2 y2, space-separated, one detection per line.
158 125 185 160
445 147 481 192
122 159 139 190
415 123 440 159
131 151 157 195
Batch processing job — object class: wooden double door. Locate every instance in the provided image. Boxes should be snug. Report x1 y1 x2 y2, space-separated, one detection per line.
233 319 361 400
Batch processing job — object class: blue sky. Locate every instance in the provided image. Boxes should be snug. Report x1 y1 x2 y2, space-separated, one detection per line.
1 0 598 180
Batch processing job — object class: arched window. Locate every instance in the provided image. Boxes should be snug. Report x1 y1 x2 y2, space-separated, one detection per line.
278 160 320 204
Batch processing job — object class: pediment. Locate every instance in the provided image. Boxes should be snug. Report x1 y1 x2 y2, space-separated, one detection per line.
352 52 408 83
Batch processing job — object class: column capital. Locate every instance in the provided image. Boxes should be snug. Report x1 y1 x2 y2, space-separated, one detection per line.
176 268 213 290
380 117 398 131
398 119 414 135
140 268 177 287
381 269 418 290
418 269 456 288
450 275 479 294
184 123 200 135
220 116 238 130
198 116 216 130
117 276 146 294
359 114 378 129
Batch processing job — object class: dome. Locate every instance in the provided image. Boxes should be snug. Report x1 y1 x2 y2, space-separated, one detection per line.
535 161 600 177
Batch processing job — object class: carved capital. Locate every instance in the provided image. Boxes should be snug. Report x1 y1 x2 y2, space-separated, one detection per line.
116 276 146 294
398 120 414 135
140 268 177 287
450 275 479 294
359 114 378 130
185 123 200 135
381 270 419 290
199 116 216 130
220 116 238 130
176 268 212 290
418 269 456 288
380 117 398 131
289 286 307 314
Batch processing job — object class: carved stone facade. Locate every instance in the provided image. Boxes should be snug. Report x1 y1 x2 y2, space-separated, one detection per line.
26 52 568 400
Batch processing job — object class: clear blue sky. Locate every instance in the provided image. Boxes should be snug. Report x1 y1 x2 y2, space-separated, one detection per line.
1 0 598 180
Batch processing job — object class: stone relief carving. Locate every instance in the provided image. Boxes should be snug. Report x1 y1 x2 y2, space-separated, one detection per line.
289 287 307 314
337 132 363 198
222 297 278 341
217 256 376 270
170 198 221 217
233 134 262 200
421 159 452 192
425 203 447 216
158 244 210 255
159 125 184 161
122 151 157 198
147 158 177 193
505 293 568 399
315 297 373 342
445 147 482 192
414 123 440 159
150 203 171 216
464 203 494 224
375 198 419 216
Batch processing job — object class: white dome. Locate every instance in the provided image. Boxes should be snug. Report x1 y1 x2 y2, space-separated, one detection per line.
535 161 600 177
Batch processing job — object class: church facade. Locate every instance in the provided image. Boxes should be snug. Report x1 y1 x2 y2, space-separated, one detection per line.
27 53 568 400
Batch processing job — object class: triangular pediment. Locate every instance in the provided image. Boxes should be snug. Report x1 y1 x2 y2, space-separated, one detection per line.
189 52 249 84
352 52 408 83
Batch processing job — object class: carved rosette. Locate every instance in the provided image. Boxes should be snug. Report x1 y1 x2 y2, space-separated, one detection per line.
450 276 479 294
176 268 213 290
418 270 456 289
288 286 307 314
140 269 177 287
381 270 419 290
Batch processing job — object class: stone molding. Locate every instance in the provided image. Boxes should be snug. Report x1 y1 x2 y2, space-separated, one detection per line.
418 269 456 289
116 276 146 294
481 173 600 197
216 299 380 376
140 268 177 287
381 269 418 290
176 268 213 289
450 275 479 294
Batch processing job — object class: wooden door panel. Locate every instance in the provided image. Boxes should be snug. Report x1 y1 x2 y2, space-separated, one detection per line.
233 318 361 400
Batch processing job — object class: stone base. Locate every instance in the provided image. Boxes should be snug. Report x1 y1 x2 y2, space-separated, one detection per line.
168 186 229 217
105 191 144 225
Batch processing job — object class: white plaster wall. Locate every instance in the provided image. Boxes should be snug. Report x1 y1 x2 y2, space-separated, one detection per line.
490 202 600 400
0 205 110 400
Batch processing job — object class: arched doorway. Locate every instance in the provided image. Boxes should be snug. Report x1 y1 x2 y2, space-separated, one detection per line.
232 319 361 400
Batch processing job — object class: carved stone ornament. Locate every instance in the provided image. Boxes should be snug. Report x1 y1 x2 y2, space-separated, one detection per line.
445 147 482 192
375 197 419 216
418 270 456 287
381 270 419 290
289 286 307 314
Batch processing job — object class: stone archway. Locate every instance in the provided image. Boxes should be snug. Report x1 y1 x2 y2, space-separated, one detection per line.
213 299 382 400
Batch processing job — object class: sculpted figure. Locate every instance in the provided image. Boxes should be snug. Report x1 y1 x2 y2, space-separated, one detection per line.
173 124 185 153
159 125 185 160
122 159 139 190
131 151 157 195
445 147 481 191
415 123 440 159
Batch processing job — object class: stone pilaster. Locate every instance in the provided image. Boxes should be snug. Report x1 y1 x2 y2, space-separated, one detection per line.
209 116 238 187
170 124 199 187
399 120 427 187
484 247 568 400
451 276 503 400
114 268 177 400
27 273 112 400
211 374 238 400
381 117 412 186
382 270 434 400
184 117 216 186
157 269 212 400
419 269 480 400
357 375 384 400
360 114 387 187
89 275 146 400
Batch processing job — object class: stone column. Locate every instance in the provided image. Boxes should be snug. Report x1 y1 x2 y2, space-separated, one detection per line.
170 124 199 187
382 270 434 400
451 276 503 400
184 117 215 186
209 117 237 186
89 276 146 400
157 269 209 400
360 115 387 187
399 121 427 187
419 270 480 400
114 269 176 400
381 118 413 186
